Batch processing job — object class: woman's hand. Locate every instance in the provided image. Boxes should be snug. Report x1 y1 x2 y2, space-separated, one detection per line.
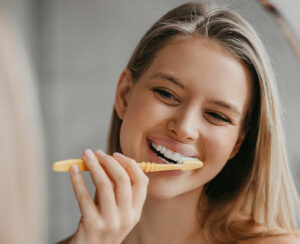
69 149 149 244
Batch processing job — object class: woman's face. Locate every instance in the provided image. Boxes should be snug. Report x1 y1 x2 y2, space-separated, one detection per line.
115 37 252 199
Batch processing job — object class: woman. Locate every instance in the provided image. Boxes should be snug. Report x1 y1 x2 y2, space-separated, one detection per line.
60 2 300 243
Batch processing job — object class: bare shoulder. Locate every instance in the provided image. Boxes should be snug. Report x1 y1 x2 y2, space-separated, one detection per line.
239 235 300 244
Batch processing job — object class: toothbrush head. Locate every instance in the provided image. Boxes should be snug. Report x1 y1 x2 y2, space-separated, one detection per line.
180 159 203 171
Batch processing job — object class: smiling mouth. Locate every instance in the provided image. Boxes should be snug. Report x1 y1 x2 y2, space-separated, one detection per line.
150 143 178 164
149 141 196 164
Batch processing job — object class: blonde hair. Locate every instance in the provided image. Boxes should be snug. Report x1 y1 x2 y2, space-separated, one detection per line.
107 2 300 241
0 9 47 244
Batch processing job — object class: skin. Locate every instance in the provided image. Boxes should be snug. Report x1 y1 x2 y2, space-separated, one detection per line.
62 37 300 244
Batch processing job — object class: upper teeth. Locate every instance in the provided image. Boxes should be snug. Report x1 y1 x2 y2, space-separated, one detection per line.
151 142 196 164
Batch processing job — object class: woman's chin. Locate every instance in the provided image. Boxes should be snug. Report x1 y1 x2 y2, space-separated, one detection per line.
146 176 203 200
146 185 180 200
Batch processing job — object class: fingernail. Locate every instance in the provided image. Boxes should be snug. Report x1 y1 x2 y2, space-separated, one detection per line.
96 149 106 156
72 164 79 174
84 149 94 158
113 152 125 159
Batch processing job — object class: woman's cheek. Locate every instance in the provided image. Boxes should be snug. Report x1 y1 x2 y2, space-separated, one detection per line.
119 97 157 155
205 130 239 164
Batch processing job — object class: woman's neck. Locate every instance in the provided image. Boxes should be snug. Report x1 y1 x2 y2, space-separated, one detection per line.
123 187 207 244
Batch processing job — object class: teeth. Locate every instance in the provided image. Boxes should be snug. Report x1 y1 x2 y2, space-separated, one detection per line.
173 153 181 161
165 151 172 159
151 142 196 164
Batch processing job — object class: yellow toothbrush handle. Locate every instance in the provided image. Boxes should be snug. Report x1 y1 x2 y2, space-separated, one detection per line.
138 162 181 172
52 159 87 172
52 159 203 172
137 162 201 172
138 161 203 171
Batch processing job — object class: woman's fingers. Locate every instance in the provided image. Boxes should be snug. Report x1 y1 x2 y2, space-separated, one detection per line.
80 149 148 222
70 164 99 220
69 150 148 244
95 150 132 212
82 149 117 219
112 153 149 212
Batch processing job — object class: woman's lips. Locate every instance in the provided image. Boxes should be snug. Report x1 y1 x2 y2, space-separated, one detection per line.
147 136 199 159
147 140 168 165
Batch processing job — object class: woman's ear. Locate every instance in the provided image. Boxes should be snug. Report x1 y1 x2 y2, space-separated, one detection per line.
229 132 246 159
114 69 133 120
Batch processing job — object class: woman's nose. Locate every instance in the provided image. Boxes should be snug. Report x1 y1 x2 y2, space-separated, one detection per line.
167 108 199 142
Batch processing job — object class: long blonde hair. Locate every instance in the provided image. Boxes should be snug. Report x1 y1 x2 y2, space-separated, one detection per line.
0 8 47 244
107 2 299 241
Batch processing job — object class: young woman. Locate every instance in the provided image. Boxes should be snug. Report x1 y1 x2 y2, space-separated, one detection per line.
60 2 300 243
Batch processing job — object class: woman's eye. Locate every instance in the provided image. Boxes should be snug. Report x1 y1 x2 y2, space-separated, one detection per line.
153 88 175 99
206 112 232 124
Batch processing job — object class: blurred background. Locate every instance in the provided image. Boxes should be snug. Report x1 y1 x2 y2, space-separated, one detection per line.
1 0 300 243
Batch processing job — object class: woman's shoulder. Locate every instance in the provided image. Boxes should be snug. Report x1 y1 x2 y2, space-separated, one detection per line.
231 214 300 243
238 235 300 244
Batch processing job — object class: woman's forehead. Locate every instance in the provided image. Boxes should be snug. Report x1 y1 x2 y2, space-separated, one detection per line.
144 38 251 89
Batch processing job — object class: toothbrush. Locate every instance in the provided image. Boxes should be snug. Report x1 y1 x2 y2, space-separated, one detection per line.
52 158 203 173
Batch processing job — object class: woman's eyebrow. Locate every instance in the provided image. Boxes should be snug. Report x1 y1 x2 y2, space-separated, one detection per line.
150 73 185 89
